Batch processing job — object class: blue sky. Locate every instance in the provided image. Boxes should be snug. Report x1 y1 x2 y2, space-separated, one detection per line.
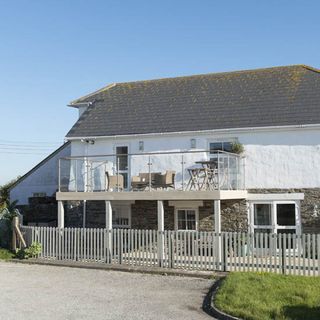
0 0 319 185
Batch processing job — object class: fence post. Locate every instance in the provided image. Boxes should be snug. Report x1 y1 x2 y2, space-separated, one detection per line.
11 218 17 252
168 232 174 268
222 233 227 272
282 233 286 275
157 201 165 267
119 229 123 265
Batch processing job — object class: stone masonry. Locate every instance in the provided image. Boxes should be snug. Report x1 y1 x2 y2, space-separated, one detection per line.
23 188 320 233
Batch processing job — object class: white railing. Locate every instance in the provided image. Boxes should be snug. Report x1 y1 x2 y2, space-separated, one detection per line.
21 226 320 276
58 150 245 192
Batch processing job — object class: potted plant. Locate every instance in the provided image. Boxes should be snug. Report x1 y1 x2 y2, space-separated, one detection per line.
230 141 244 154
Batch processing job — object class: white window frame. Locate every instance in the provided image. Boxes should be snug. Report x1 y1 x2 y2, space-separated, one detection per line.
207 138 238 154
112 204 132 229
174 207 199 231
249 200 301 235
113 143 131 190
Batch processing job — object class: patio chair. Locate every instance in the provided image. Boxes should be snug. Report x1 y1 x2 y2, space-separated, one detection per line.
157 170 176 189
106 172 124 191
131 172 161 190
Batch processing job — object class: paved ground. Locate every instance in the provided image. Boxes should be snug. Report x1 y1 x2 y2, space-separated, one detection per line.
0 261 215 320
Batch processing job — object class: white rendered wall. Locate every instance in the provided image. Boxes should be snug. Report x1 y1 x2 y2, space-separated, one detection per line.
69 127 320 189
10 144 71 205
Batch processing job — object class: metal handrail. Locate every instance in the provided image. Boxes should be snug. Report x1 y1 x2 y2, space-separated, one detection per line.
60 149 241 160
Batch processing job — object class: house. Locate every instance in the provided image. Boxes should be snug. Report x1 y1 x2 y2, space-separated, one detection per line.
9 142 71 225
14 65 320 235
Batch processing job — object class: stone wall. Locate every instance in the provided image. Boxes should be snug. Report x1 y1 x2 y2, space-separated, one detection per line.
17 196 57 226
61 199 248 231
131 200 175 230
64 200 84 227
21 188 320 233
221 200 248 232
248 188 320 234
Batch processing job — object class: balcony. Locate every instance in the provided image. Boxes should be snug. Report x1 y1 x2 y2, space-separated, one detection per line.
58 150 245 200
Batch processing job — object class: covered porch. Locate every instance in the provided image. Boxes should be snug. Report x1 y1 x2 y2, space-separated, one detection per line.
56 189 248 233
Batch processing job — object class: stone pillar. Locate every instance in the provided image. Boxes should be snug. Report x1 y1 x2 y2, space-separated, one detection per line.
157 200 164 266
214 200 222 266
57 201 64 228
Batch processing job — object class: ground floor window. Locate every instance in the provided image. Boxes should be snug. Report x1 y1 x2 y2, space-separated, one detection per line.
112 205 131 228
175 208 198 231
250 201 300 234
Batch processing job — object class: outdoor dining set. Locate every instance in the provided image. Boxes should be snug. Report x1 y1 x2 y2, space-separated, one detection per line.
105 159 221 191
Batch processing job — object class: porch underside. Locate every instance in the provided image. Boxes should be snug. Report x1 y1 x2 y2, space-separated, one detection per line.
56 190 248 201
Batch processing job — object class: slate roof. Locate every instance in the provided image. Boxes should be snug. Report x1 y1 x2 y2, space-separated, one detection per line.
66 65 320 138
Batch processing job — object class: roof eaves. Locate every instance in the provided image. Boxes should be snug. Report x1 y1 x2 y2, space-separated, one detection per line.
69 83 117 106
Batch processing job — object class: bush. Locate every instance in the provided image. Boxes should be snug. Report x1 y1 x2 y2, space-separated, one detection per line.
16 242 42 259
0 248 14 260
230 142 244 154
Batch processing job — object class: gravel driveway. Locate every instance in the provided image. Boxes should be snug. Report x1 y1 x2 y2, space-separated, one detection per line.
0 261 215 320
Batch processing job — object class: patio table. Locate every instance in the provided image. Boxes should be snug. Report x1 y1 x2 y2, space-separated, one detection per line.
186 160 218 191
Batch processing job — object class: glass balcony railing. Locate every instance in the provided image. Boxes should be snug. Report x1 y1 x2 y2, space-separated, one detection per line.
58 150 245 192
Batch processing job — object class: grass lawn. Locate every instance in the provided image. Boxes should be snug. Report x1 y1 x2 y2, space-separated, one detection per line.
0 248 14 260
215 272 320 320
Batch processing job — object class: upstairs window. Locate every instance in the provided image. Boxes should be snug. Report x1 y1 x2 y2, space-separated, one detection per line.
209 142 232 153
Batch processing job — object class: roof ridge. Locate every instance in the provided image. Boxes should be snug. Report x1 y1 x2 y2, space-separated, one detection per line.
69 64 319 104
115 64 310 86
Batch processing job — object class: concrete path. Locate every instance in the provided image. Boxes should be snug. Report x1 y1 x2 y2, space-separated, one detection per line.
0 261 215 320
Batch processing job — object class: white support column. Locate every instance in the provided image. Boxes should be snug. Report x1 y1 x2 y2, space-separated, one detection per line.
57 201 65 228
157 200 164 266
105 201 113 263
214 200 221 233
214 200 222 267
105 201 112 230
83 200 87 228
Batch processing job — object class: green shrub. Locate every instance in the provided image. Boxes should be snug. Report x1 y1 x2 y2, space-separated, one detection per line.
230 142 244 154
16 242 42 259
0 248 14 260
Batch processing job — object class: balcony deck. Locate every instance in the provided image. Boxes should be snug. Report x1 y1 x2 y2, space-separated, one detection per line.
58 149 245 201
56 189 248 201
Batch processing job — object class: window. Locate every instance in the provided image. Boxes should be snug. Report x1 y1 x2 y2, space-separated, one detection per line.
32 192 46 197
254 204 271 226
116 146 129 189
138 141 144 152
209 141 232 153
175 209 198 231
190 138 196 149
277 204 295 226
251 201 299 234
112 205 131 228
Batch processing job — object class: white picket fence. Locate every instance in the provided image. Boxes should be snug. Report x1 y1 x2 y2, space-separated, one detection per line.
21 226 320 276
